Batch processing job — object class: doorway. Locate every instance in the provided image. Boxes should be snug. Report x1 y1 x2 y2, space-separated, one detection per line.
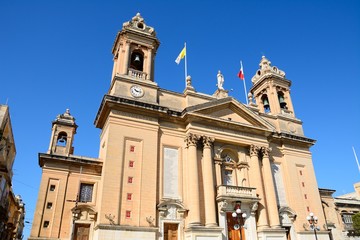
227 212 245 240
74 223 90 240
163 223 178 240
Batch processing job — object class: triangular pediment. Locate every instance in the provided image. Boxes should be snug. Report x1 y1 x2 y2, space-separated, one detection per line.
184 97 275 132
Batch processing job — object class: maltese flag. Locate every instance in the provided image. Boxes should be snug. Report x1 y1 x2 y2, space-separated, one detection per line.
238 61 245 80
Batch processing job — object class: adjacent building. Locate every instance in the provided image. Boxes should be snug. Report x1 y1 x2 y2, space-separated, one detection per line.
0 104 26 240
321 183 360 240
30 13 330 240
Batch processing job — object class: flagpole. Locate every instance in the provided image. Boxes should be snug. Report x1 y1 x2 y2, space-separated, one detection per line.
184 42 188 85
241 61 248 104
353 146 360 175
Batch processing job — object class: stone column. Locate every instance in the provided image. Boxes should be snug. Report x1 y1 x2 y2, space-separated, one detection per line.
248 144 269 229
202 136 217 227
122 40 131 75
185 133 201 226
261 147 281 228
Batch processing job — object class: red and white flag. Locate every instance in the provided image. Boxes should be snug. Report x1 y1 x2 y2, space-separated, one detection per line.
238 61 244 80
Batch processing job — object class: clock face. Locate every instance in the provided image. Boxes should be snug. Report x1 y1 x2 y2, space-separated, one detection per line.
130 85 144 97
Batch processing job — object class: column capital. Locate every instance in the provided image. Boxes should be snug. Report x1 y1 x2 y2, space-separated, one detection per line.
250 202 259 215
185 133 200 148
249 144 260 156
202 136 215 148
261 147 271 157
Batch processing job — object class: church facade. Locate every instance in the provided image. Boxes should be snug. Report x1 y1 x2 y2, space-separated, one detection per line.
30 13 330 240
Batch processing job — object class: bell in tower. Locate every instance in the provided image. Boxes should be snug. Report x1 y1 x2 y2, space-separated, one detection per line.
262 95 271 113
278 92 287 109
130 51 144 71
48 109 77 156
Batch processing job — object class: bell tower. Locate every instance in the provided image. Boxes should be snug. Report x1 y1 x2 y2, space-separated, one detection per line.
47 109 77 156
250 56 295 116
109 13 160 103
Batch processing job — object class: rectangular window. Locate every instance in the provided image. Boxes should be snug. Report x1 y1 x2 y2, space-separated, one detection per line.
299 170 303 175
126 210 131 218
46 202 53 209
43 221 50 228
49 185 56 191
304 194 307 199
79 183 94 203
129 161 134 168
307 206 310 212
302 182 305 187
128 177 133 184
130 146 135 152
127 193 132 200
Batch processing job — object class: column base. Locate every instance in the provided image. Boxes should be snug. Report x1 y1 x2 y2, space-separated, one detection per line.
205 223 218 227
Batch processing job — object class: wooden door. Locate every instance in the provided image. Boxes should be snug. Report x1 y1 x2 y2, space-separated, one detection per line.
164 223 178 240
227 212 245 240
74 224 90 240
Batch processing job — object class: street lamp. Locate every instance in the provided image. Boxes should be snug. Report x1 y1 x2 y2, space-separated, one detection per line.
306 212 320 240
68 193 80 240
232 202 247 240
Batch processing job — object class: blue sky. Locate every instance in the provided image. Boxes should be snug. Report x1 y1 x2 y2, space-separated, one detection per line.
1 0 359 238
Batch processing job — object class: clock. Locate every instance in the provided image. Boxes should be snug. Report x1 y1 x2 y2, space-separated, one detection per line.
130 85 144 97
225 155 232 163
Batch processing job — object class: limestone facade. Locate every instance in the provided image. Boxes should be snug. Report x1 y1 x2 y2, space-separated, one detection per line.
0 105 26 240
30 13 330 240
320 183 360 240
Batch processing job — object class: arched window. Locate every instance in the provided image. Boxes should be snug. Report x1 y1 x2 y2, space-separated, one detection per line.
56 132 67 146
221 152 238 186
261 94 270 113
130 51 144 71
277 91 287 109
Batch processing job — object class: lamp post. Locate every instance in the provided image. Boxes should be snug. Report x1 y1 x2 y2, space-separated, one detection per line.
307 212 320 240
232 202 247 240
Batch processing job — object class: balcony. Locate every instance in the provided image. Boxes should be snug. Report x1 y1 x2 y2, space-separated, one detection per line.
216 185 258 202
128 68 147 80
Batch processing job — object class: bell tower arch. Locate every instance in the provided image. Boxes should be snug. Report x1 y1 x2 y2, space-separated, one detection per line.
250 56 295 116
48 109 77 156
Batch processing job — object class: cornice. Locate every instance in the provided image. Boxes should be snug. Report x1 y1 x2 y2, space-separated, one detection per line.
38 153 102 175
270 132 316 147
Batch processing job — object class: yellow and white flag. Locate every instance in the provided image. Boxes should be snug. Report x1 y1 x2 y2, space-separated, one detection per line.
175 46 186 64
